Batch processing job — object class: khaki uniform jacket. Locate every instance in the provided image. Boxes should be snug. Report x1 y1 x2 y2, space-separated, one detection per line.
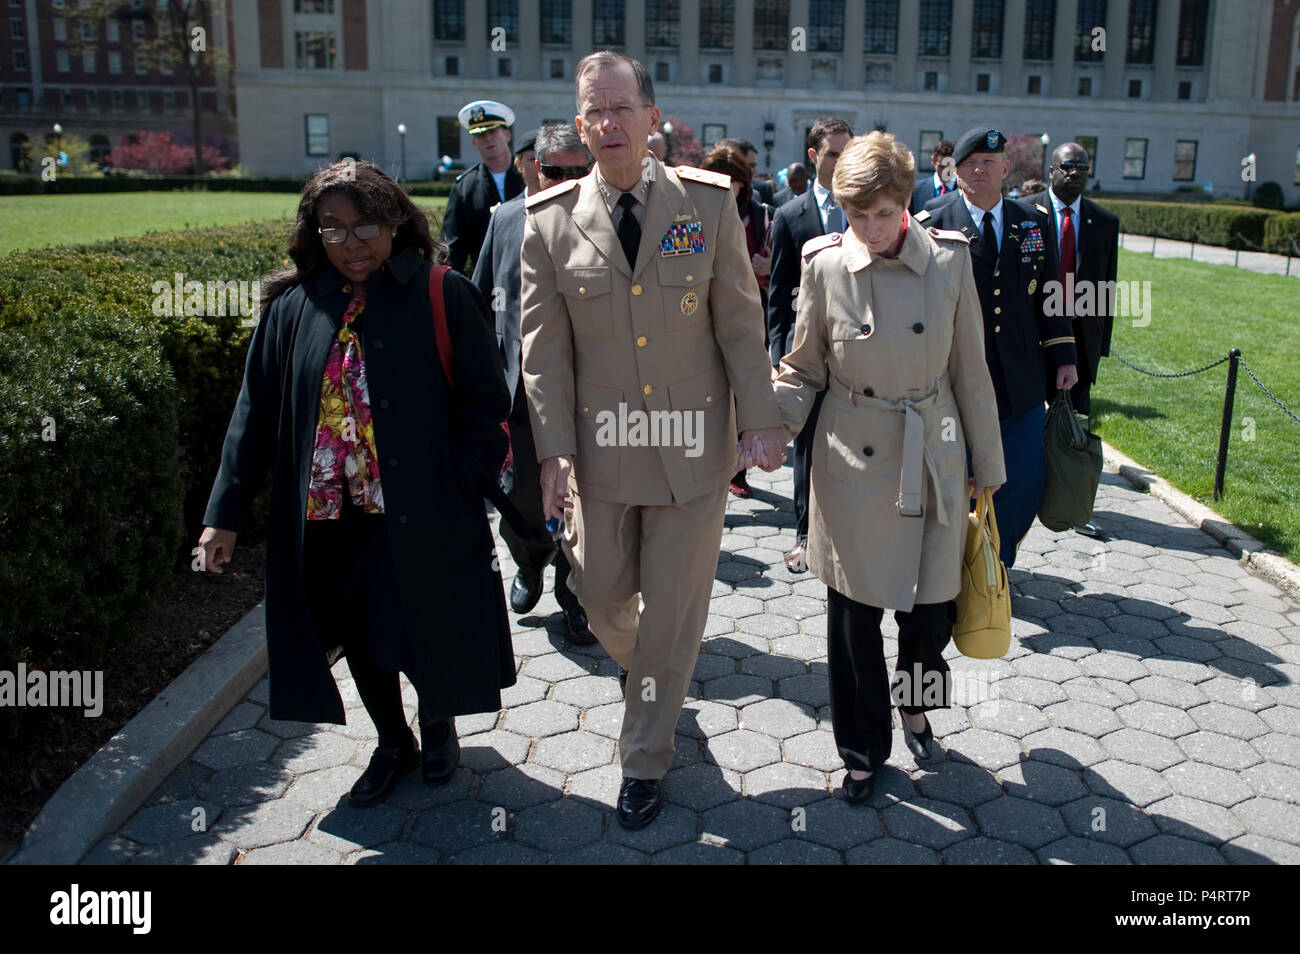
775 217 1007 611
520 157 781 505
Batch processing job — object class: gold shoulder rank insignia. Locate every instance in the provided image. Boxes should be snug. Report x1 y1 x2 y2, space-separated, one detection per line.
914 209 932 223
801 232 843 258
674 166 731 189
525 178 580 209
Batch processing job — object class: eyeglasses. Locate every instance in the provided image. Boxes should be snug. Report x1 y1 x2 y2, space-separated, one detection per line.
539 162 592 181
318 223 383 244
580 104 651 126
1053 161 1091 174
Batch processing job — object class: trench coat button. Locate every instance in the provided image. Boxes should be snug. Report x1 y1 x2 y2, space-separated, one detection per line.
863 387 874 397
912 322 924 333
643 384 653 396
578 286 587 295
994 306 1002 315
631 284 643 296
994 325 1001 333
636 335 648 347
380 398 390 408
399 515 408 524
862 446 874 457
993 288 1001 296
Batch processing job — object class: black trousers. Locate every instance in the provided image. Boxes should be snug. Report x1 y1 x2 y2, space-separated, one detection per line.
499 383 578 610
791 388 827 542
1072 374 1094 418
826 586 955 773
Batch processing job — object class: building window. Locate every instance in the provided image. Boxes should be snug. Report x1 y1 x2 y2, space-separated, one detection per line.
1127 0 1156 64
976 72 991 91
8 16 20 39
1023 0 1055 59
971 0 1002 58
111 89 124 109
1078 76 1092 95
135 52 148 74
107 20 119 42
15 49 28 70
1178 80 1191 99
1075 0 1107 62
487 0 519 43
1123 137 1147 178
702 123 726 147
132 20 146 42
1075 136 1098 169
593 0 624 46
56 49 70 72
923 70 939 90
809 0 845 52
305 114 329 156
549 58 564 78
1127 78 1142 97
655 60 670 82
83 50 95 71
109 51 122 73
1176 0 1208 66
53 17 66 41
163 89 175 111
1027 74 1042 94
445 55 458 75
864 0 898 54
1173 140 1197 180
700 0 733 49
81 18 94 41
919 130 943 168
496 57 512 77
918 0 952 57
86 89 98 107
434 0 465 42
295 0 334 11
754 0 789 50
296 31 336 69
437 115 460 160
708 63 724 83
540 0 572 44
647 0 680 47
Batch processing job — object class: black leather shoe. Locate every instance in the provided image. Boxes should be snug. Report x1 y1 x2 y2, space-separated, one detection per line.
350 741 419 807
510 567 544 614
562 605 597 645
842 772 875 804
419 717 460 785
616 778 663 829
1074 521 1109 541
901 713 936 760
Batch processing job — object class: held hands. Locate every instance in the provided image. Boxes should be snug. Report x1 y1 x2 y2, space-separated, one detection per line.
737 427 788 472
1056 363 1079 391
197 526 237 574
540 455 575 524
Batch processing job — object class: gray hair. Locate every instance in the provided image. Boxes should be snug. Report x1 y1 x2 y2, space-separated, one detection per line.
534 122 591 164
574 50 655 110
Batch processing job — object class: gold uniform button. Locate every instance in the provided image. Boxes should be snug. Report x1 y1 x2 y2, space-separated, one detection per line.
643 384 653 396
994 325 1001 333
685 275 694 282
631 284 643 296
636 336 648 347
706 395 713 403
994 306 1002 314
578 286 586 295
583 405 590 413
993 288 1001 296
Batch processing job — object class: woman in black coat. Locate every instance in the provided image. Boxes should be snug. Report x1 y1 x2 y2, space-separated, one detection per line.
197 160 515 808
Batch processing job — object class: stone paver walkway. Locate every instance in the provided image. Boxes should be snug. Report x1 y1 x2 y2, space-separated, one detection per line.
1119 233 1300 277
85 464 1300 864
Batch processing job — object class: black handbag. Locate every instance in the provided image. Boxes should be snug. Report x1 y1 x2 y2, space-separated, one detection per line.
1038 389 1103 532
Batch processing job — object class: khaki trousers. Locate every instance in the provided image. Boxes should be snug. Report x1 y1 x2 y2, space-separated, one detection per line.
561 483 729 779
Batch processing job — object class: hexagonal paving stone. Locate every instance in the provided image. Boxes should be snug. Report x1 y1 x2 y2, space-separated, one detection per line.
846 838 940 865
709 594 765 619
307 802 406 853
503 699 580 738
739 697 817 738
782 729 844 773
282 765 367 812
653 841 746 865
742 762 828 808
272 732 361 775
700 799 790 852
1175 730 1263 772
1148 794 1246 845
881 796 976 849
741 653 807 681
1099 728 1186 771
215 800 315 851
192 729 280 771
512 798 606 854
973 795 1066 849
196 762 293 808
944 728 1027 770
1129 834 1226 865
499 675 549 708
521 653 593 682
677 699 740 739
996 676 1068 708
1221 834 1300 864
552 843 649 865
1079 652 1150 683
1062 676 1138 707
766 594 826 620
409 802 507 853
917 760 1004 807
700 674 772 707
531 731 615 774
943 836 1036 864
450 841 546 865
749 838 843 864
1044 700 1123 738
776 672 830 708
241 842 343 865
580 701 625 741
997 759 1088 806
607 802 699 853
129 833 238 866
1081 760 1172 808
969 699 1049 738
1157 762 1252 808
1059 795 1158 847
1186 702 1269 740
551 674 624 708
1036 836 1131 865
737 614 799 638
457 730 532 773
1238 762 1300 804
1130 674 1211 710
121 800 221 847
663 763 742 811
705 729 782 773
1116 701 1198 738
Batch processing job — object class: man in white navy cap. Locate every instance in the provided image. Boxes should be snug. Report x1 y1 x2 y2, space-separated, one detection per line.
440 99 524 273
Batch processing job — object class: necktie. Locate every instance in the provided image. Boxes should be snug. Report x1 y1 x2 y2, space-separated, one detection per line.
617 192 641 268
1059 206 1076 288
982 210 997 259
827 200 843 233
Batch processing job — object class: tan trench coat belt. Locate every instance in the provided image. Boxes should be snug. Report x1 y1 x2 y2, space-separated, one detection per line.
826 372 952 529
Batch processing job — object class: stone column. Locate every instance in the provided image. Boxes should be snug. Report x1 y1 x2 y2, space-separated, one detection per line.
1053 0 1079 97
734 0 756 87
1152 0 1180 99
1001 0 1026 95
787 0 811 88
465 0 488 77
626 0 647 63
896 0 920 90
1102 0 1130 98
519 0 541 78
950 0 974 93
842 0 865 89
679 0 700 85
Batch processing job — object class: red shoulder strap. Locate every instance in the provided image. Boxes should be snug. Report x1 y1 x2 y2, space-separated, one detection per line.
428 264 454 388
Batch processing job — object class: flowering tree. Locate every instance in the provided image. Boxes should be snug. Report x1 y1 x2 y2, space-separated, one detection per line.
660 116 703 168
107 131 229 174
1004 134 1046 191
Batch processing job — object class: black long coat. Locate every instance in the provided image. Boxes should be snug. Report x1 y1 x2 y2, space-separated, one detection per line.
204 246 516 724
441 162 524 275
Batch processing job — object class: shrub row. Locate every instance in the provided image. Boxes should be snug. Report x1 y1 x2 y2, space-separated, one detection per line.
1093 199 1300 253
0 174 455 197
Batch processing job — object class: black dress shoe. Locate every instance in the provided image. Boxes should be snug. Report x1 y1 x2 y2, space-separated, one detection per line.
842 772 875 804
616 778 664 829
901 713 936 760
562 605 597 645
1074 521 1109 541
419 717 460 785
510 567 544 614
350 742 419 807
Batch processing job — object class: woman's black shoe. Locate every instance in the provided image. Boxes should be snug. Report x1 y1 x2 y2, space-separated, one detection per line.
420 717 460 785
350 742 419 807
842 772 874 804
901 713 936 759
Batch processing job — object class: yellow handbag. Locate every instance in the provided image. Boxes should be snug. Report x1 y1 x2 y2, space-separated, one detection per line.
953 488 1012 658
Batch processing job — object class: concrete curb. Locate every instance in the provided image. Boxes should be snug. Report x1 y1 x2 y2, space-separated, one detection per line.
1102 441 1300 600
8 603 269 866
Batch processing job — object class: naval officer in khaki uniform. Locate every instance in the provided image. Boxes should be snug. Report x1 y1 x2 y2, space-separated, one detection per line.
520 51 785 829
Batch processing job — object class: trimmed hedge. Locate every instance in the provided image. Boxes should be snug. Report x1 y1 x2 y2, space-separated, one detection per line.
0 174 455 197
1263 213 1300 256
0 316 183 671
1092 198 1300 253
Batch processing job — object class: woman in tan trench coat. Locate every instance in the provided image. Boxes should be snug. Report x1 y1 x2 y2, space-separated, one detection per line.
774 133 1006 802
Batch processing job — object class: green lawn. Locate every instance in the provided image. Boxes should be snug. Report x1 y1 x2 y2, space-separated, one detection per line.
0 192 449 255
1094 249 1300 562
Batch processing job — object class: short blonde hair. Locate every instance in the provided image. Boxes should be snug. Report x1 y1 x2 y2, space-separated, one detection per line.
832 132 916 211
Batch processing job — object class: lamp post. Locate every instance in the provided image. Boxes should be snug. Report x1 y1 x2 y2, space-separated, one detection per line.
762 121 775 170
1040 132 1051 183
397 123 407 182
52 122 63 166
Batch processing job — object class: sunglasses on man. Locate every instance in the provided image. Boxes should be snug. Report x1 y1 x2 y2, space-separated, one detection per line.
1052 161 1091 174
538 162 592 181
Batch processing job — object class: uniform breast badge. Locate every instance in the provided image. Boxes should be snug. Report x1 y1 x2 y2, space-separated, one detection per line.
680 292 699 315
1018 223 1045 254
661 221 706 256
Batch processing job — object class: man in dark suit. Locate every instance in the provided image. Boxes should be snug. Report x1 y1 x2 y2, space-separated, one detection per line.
1044 141 1120 540
909 139 956 214
920 127 1078 568
773 162 809 206
472 123 595 643
441 99 525 274
766 116 853 572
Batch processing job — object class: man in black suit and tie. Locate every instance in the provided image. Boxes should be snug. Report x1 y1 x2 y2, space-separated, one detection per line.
773 162 809 206
909 139 956 214
471 122 596 643
1044 141 1120 540
766 116 853 572
441 99 526 274
920 127 1078 568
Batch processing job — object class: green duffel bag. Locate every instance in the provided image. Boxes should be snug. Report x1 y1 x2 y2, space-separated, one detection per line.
1038 389 1103 532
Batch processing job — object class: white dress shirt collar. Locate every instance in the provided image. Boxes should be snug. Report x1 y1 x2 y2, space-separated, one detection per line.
963 194 1004 246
